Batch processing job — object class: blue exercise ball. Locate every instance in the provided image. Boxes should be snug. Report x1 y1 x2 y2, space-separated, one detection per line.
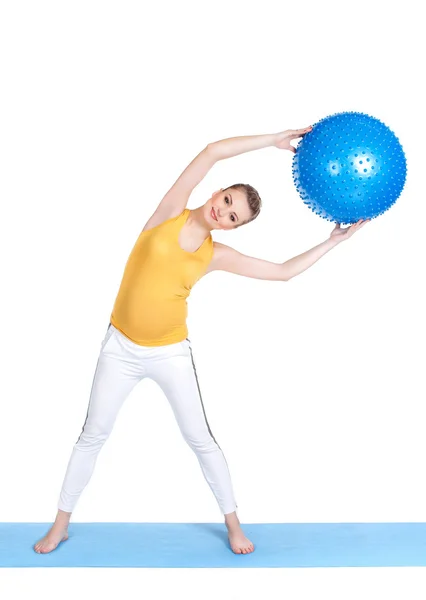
292 111 407 224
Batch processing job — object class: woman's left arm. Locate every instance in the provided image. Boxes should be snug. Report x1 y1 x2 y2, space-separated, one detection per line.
206 220 370 281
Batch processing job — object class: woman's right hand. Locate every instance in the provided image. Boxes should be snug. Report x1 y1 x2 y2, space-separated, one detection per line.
273 126 313 153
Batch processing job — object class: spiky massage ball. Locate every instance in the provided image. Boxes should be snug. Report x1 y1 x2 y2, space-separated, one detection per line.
292 112 407 224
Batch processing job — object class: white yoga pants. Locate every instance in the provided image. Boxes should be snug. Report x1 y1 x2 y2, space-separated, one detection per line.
58 323 238 515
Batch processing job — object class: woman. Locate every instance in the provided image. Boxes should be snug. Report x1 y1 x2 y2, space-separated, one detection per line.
34 126 369 556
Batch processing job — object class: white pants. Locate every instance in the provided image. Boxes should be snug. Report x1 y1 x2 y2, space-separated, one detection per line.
58 323 238 515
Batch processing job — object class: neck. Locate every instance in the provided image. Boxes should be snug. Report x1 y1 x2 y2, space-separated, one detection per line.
187 205 214 234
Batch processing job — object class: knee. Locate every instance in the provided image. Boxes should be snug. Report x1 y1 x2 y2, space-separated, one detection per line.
76 425 110 451
184 431 218 454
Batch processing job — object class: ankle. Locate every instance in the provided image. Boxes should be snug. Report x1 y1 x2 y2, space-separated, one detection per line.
55 510 71 528
224 511 240 530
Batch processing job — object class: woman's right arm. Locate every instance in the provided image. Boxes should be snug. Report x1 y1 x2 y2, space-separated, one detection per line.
143 126 311 231
143 146 218 231
207 126 312 159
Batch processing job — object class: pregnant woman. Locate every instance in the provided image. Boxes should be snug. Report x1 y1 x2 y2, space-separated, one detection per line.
34 126 368 555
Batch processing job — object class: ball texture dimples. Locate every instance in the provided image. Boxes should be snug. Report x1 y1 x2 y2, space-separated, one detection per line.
292 112 407 224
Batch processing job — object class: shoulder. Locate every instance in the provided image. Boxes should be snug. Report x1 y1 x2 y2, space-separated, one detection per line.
212 241 230 255
142 207 187 233
205 241 235 273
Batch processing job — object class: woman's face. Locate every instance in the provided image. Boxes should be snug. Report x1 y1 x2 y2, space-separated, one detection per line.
207 189 251 230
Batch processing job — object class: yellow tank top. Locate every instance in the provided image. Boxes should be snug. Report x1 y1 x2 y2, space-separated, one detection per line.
110 208 213 346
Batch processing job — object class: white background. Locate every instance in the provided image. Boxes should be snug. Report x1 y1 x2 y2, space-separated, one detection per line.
1 0 425 597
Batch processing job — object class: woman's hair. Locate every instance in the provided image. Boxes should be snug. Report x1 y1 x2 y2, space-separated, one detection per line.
224 183 262 228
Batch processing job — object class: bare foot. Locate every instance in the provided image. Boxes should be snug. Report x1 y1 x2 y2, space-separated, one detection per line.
34 525 69 554
228 527 255 554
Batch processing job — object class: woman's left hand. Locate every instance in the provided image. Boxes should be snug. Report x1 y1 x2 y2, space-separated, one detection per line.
329 219 370 243
274 126 313 153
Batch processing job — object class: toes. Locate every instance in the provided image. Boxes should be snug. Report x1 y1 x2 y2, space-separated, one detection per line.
229 534 256 555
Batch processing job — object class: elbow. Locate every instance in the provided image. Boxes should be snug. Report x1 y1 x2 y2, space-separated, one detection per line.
280 268 290 282
206 142 221 161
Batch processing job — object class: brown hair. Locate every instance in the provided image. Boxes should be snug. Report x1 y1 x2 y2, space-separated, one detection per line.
224 183 262 228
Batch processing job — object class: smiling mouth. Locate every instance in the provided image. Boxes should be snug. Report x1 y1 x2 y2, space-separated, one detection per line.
211 207 218 221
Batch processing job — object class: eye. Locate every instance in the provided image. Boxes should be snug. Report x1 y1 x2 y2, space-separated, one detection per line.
230 215 235 222
225 196 230 204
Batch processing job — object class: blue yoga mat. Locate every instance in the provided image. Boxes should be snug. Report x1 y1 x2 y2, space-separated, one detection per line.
2 523 426 568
